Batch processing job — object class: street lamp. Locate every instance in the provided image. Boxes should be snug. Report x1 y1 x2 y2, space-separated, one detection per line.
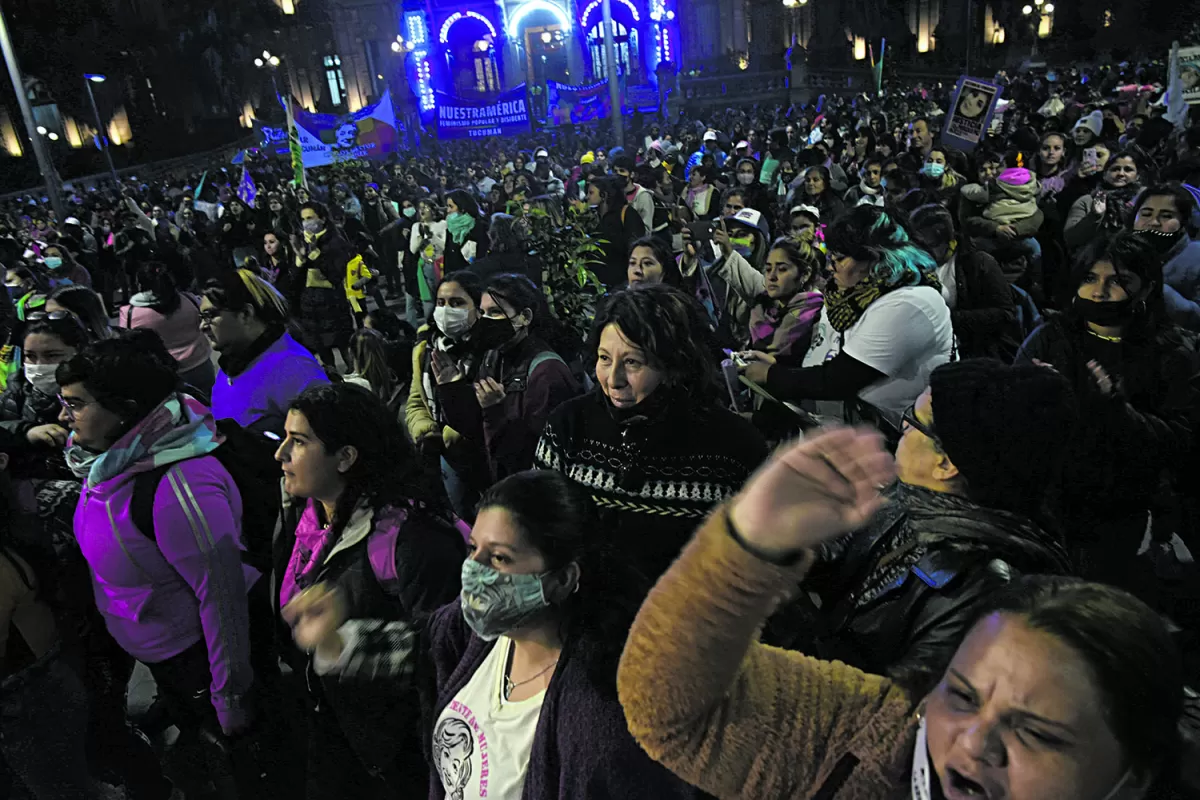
256 50 284 104
1022 4 1033 14
82 72 120 186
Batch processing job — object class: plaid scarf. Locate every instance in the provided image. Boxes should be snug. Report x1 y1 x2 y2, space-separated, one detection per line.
824 269 943 333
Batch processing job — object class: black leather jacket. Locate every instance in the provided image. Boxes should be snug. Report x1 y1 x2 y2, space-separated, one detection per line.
765 483 1070 695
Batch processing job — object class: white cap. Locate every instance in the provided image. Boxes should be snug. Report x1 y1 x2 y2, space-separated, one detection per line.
64 216 81 226
736 140 749 150
535 148 549 158
790 204 821 220
703 130 718 141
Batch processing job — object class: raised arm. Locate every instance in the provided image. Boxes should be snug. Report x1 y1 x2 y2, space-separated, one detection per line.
618 428 915 798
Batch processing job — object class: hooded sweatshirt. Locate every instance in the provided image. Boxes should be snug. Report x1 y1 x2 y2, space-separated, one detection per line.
72 395 256 731
979 168 1040 224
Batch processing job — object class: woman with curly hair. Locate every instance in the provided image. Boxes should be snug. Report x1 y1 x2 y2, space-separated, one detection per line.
277 382 465 796
535 284 766 581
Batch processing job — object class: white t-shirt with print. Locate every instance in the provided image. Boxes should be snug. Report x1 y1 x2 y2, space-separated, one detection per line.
434 636 547 800
802 285 953 423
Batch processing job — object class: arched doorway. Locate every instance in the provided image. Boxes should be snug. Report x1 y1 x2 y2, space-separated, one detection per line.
440 12 501 95
507 0 573 87
581 0 641 82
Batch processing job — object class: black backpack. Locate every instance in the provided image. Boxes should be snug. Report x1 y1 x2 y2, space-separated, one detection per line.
130 419 282 572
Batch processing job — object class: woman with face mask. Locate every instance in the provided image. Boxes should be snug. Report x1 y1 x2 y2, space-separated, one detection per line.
731 157 774 221
410 199 448 321
1128 183 1200 331
0 315 92 472
436 274 579 519
918 147 965 203
278 382 465 797
1016 230 1200 597
618 425 1189 800
295 200 357 369
288 469 704 799
39 244 92 289
408 272 483 501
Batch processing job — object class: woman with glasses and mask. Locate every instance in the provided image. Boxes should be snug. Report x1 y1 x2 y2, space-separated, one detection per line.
435 274 578 520
286 469 704 800
1016 230 1200 602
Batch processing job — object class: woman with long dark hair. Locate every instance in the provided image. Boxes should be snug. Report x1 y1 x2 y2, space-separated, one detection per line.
277 382 465 796
287 469 703 799
1016 230 1200 599
118 261 215 395
435 274 579 518
443 189 490 274
1063 150 1144 254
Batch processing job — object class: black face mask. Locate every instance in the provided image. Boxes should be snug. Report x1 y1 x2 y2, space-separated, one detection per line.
472 315 518 350
1075 296 1134 327
1132 227 1184 258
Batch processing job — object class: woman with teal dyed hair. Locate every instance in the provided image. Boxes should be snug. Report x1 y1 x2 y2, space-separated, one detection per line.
740 205 954 433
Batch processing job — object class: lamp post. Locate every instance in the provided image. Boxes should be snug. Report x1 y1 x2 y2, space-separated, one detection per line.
83 73 120 186
254 50 283 108
0 4 64 219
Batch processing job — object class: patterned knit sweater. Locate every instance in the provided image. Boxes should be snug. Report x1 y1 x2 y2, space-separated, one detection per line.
534 389 767 581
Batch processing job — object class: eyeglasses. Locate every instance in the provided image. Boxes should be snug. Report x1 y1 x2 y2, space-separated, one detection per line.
26 310 78 322
901 403 941 448
198 309 225 324
57 393 95 420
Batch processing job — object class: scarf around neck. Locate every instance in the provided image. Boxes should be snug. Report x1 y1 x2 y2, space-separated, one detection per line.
446 212 475 245
749 290 823 357
66 394 222 487
824 268 942 333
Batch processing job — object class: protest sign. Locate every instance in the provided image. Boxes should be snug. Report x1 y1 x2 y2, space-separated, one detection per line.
434 85 531 139
548 80 612 125
941 77 1003 151
291 91 400 167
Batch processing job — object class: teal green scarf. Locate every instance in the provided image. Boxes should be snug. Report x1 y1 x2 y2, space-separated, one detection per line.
446 212 476 245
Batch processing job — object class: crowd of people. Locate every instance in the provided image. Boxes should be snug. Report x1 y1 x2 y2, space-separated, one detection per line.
1 55 1199 800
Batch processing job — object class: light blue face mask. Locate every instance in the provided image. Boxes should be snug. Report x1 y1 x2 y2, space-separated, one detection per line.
403 207 417 218
44 256 63 269
459 558 551 641
922 162 946 179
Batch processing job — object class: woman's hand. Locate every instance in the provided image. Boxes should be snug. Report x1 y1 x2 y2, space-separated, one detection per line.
474 377 506 409
996 224 1018 239
26 424 69 448
1087 359 1115 396
729 427 895 560
1092 193 1107 218
739 351 775 384
431 349 464 385
283 583 348 663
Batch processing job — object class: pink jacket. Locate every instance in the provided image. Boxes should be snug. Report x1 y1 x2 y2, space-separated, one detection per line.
74 455 256 730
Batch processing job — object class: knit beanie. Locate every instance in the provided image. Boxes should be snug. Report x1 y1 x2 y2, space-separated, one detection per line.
997 167 1033 186
928 359 1075 509
580 151 595 165
1073 110 1103 138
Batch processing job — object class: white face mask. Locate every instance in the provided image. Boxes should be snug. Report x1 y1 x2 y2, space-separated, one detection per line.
737 173 756 186
434 306 471 339
24 362 60 395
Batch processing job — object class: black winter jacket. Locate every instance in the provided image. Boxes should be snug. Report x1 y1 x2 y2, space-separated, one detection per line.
764 483 1071 696
1015 317 1200 528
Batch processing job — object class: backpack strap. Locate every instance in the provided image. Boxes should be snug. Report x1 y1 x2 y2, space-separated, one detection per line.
130 463 175 541
123 305 134 329
527 350 566 377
